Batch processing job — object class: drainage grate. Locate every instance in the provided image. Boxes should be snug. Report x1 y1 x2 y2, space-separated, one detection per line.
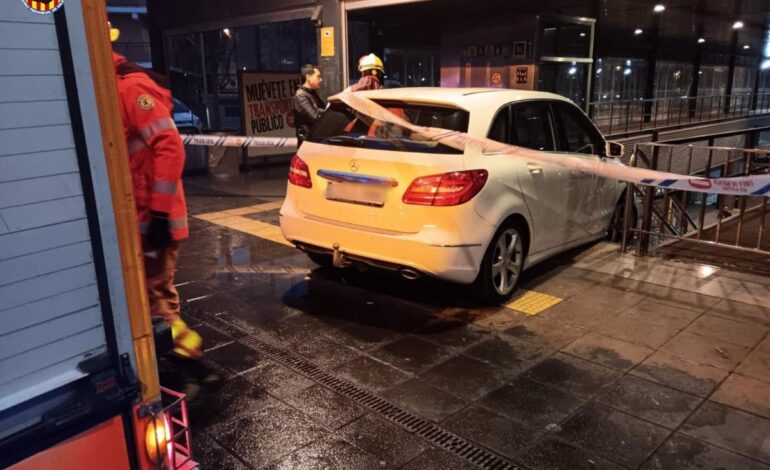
185 307 521 470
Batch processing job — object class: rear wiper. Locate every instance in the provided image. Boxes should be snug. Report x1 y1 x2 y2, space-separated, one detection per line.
326 136 364 147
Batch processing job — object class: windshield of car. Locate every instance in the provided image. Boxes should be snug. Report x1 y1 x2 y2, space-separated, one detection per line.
307 100 469 154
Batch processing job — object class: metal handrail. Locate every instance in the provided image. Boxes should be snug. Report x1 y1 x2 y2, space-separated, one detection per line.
624 142 770 257
589 92 770 135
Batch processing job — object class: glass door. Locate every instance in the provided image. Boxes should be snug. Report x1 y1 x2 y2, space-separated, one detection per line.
538 62 590 108
536 16 595 111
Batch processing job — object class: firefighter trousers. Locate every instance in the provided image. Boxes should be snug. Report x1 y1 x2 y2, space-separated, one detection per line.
144 241 181 324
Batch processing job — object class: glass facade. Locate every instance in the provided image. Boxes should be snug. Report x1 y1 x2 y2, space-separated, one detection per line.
592 58 647 102
158 0 770 134
166 19 317 131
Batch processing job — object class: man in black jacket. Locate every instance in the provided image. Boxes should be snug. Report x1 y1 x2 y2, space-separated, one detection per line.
292 64 325 146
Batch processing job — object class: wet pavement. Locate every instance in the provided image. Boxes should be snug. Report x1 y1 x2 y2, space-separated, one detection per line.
171 169 770 470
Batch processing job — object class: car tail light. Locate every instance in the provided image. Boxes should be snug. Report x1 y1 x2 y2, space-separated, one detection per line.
288 155 312 188
403 170 488 206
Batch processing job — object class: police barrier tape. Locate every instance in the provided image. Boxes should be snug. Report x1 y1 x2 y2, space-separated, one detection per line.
180 90 770 197
332 88 770 197
181 134 298 149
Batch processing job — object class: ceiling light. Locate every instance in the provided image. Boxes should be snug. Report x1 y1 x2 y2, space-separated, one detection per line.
653 4 665 12
733 21 744 29
698 38 705 43
634 28 643 35
222 28 231 38
743 44 750 49
580 33 586 37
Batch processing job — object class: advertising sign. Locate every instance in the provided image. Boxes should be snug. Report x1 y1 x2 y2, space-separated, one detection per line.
510 65 536 90
240 71 301 156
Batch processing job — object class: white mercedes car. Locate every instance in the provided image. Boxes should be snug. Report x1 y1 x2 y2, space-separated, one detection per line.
280 88 632 303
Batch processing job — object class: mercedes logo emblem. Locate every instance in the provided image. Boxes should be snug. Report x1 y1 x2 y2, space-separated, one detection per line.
349 159 359 172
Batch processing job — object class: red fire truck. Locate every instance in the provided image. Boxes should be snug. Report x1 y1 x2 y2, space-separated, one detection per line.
0 1 196 468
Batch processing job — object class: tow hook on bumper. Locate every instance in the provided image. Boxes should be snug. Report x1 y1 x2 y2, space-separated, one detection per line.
332 243 352 268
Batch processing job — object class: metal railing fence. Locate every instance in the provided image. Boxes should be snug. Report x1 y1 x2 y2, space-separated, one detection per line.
621 142 770 257
589 92 770 135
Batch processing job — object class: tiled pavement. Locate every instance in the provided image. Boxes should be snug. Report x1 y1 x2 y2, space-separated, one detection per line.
174 188 770 470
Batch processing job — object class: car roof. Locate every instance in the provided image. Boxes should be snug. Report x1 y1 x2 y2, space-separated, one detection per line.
333 87 576 136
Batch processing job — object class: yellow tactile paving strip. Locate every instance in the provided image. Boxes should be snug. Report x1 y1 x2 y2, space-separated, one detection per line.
194 200 293 247
505 289 564 315
195 200 284 221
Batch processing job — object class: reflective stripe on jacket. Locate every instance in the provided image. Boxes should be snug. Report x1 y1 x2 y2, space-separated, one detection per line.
113 52 188 240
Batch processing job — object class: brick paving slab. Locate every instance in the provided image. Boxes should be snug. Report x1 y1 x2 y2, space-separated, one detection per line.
333 356 410 393
420 354 511 401
629 351 729 397
595 375 702 428
563 332 654 372
264 435 384 470
519 437 626 470
711 374 770 419
213 401 328 468
556 402 670 468
381 378 468 423
642 433 770 470
736 349 770 383
660 331 751 371
479 376 586 427
524 353 623 398
442 405 542 459
681 401 770 464
336 414 430 468
684 314 769 348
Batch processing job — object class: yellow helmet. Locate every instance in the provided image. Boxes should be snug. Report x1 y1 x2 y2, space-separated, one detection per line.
357 53 384 73
108 21 120 42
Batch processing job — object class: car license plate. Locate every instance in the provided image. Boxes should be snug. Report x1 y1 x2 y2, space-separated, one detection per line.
325 182 386 207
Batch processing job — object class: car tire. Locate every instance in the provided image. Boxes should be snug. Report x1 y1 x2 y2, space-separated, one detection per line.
306 251 334 268
607 198 637 245
474 219 527 304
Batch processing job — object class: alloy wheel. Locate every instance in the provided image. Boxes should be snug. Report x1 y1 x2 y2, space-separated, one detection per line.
490 228 523 296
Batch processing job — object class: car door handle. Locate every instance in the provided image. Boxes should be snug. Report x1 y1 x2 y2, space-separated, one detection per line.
527 163 543 174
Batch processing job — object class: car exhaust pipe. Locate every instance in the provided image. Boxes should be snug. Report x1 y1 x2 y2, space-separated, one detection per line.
399 268 421 280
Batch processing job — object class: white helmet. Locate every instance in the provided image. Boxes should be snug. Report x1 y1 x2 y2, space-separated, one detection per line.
358 53 384 73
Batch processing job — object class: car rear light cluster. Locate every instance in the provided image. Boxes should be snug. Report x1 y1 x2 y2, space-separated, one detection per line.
288 155 312 188
403 170 488 206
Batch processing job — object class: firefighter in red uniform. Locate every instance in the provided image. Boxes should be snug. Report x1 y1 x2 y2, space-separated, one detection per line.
110 25 214 394
350 53 385 91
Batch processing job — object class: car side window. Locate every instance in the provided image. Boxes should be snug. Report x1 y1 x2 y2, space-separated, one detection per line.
554 102 605 156
510 102 554 151
487 106 510 144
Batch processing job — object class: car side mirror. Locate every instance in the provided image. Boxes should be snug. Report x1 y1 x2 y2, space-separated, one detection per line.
605 141 624 158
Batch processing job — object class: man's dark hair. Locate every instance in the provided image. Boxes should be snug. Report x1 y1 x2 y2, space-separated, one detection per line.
300 64 319 82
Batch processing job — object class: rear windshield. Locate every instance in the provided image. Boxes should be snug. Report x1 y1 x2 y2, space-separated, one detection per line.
307 100 469 154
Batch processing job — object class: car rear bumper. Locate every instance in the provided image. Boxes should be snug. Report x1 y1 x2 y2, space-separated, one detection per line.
279 199 494 284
